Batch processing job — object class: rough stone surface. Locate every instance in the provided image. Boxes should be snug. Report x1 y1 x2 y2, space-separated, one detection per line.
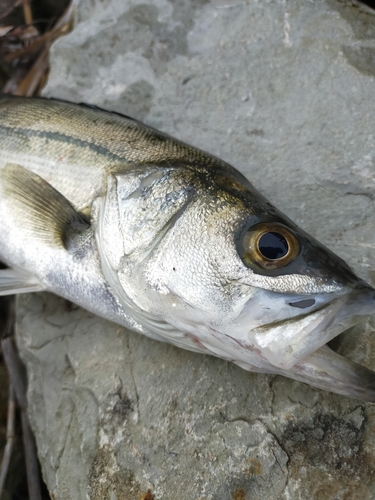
14 0 375 498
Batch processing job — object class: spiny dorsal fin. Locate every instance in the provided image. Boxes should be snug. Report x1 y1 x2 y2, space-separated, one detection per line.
1 163 90 248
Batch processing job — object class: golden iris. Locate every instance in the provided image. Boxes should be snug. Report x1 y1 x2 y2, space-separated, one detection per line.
243 223 300 270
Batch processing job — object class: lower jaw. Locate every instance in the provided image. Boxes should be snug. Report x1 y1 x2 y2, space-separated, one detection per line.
285 343 375 401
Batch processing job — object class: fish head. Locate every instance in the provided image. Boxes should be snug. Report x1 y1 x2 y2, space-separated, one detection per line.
97 164 375 398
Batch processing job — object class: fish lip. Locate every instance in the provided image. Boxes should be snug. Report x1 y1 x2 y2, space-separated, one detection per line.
251 287 375 370
320 287 375 336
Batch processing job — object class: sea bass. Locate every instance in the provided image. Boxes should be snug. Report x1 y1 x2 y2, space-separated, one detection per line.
0 96 374 400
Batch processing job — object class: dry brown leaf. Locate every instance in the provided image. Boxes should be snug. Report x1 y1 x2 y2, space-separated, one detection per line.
2 0 75 62
0 24 39 61
1 0 76 96
0 26 13 37
14 44 49 96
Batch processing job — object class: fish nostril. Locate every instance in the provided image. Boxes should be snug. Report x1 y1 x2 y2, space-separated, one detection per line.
288 299 316 309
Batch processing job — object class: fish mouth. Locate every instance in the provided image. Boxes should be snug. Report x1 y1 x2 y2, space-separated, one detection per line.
260 287 375 401
250 287 375 371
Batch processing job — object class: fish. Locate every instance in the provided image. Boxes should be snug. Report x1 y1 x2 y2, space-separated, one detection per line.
0 95 374 401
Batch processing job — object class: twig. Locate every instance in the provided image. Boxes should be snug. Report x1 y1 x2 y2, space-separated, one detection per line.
351 1 375 14
14 44 49 96
1 337 42 500
22 0 32 25
1 338 27 410
0 384 15 496
21 411 42 500
1 297 15 340
53 0 77 32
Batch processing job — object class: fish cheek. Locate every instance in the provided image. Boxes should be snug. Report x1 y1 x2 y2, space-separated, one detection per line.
142 202 252 322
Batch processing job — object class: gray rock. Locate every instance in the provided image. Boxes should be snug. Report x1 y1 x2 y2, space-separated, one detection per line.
15 0 375 498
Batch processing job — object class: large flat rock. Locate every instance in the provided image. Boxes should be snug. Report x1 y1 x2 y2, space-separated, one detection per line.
15 0 375 498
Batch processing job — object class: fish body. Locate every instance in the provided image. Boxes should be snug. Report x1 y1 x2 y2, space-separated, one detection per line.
0 96 374 400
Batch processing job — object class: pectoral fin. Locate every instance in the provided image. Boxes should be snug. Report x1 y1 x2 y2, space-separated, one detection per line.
0 163 89 248
0 268 44 296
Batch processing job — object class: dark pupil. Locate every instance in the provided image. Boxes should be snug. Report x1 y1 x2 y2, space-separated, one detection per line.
258 232 289 260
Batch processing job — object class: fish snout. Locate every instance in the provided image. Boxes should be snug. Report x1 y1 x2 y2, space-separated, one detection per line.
248 285 375 372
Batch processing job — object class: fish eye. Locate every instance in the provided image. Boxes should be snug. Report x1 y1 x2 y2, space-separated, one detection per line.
242 223 300 269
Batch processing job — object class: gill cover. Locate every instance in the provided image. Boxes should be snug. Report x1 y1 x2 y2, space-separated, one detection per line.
96 165 213 352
